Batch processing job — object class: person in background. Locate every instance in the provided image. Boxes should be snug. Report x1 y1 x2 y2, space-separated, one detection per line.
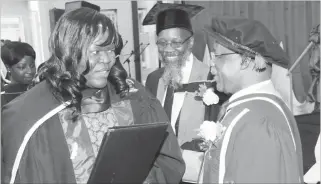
1 41 36 107
201 16 303 183
301 24 320 184
2 7 184 184
142 3 229 183
307 24 320 112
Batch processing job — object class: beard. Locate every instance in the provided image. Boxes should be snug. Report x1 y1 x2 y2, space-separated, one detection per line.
160 48 192 90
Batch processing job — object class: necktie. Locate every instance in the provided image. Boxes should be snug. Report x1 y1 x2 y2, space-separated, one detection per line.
164 85 174 121
217 101 230 122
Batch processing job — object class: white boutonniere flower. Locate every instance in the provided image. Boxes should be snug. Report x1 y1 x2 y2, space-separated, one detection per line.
203 89 219 105
198 121 218 142
197 121 227 151
195 83 219 106
198 121 226 142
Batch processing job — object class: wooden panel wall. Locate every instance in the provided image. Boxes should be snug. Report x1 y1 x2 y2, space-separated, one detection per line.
187 1 320 102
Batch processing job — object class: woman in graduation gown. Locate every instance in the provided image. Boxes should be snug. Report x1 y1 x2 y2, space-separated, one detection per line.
1 41 36 107
1 7 184 184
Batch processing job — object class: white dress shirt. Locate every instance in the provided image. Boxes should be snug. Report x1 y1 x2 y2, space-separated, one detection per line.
162 53 194 133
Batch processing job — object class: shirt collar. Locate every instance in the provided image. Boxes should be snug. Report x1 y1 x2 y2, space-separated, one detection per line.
229 80 282 102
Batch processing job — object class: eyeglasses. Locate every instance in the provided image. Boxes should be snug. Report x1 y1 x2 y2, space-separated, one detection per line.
210 53 238 67
212 53 237 59
156 35 193 49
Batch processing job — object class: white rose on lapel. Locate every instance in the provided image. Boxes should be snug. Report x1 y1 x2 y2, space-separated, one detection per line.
196 121 227 151
197 121 227 143
198 121 218 142
203 88 219 105
195 83 219 106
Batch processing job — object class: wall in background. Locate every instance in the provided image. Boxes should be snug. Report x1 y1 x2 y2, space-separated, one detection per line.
137 1 158 84
1 1 33 44
0 1 45 68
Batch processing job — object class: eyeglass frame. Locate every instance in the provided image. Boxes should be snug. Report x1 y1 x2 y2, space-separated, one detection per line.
156 34 193 49
209 53 238 67
212 53 238 59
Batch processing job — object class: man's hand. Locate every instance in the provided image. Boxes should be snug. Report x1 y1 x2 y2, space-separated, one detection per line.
181 138 205 152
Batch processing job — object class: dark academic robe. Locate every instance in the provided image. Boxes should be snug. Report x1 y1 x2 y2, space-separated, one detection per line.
295 112 320 174
1 83 29 107
2 80 185 184
203 93 304 183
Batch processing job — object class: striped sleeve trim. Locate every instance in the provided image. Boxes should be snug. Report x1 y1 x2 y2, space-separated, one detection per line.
219 108 250 184
219 96 297 184
9 102 70 184
227 97 296 150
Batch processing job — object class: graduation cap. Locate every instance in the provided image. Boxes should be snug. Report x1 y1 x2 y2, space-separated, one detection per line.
204 16 290 69
142 2 204 35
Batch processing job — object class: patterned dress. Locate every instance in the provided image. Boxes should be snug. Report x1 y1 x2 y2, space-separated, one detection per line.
58 80 142 183
59 106 120 183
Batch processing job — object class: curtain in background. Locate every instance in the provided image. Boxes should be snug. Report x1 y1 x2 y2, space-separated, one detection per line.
187 1 320 103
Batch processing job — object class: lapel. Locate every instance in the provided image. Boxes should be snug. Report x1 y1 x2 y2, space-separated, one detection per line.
176 57 210 144
175 56 208 119
156 70 166 105
187 56 209 83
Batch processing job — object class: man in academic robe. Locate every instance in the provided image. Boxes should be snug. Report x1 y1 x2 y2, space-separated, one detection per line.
142 3 229 183
201 16 304 183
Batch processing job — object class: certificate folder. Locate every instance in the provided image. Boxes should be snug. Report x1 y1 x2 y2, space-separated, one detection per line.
87 122 169 184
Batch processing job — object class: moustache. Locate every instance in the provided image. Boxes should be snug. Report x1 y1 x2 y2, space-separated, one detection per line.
162 52 180 57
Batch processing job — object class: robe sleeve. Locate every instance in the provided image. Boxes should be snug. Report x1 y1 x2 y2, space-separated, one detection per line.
129 80 185 184
145 126 186 184
225 115 302 183
145 73 153 95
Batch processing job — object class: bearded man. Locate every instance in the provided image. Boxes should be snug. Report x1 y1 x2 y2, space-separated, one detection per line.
142 3 229 183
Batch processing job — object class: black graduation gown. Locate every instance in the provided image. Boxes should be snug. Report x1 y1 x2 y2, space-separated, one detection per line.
2 81 185 183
